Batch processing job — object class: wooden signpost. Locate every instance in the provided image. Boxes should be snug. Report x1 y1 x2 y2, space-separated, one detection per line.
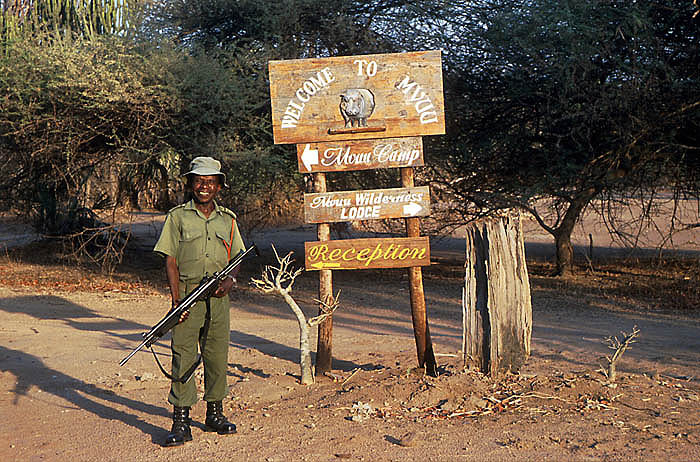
269 51 444 144
296 137 424 173
268 50 444 376
304 186 430 223
305 237 430 271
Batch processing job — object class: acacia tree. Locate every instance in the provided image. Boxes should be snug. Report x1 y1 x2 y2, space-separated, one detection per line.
1 0 140 42
0 1 257 271
149 0 700 268
5 0 696 274
0 39 179 269
142 0 417 228
427 0 700 275
1 1 153 224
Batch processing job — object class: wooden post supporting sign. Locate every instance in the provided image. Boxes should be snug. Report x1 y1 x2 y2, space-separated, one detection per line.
268 51 445 376
401 167 437 375
313 172 334 374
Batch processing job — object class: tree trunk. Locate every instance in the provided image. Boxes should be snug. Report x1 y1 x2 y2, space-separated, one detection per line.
281 290 314 385
463 215 532 376
554 229 574 277
155 162 173 210
550 188 599 276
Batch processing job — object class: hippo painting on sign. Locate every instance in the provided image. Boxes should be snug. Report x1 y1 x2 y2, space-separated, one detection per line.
339 89 375 128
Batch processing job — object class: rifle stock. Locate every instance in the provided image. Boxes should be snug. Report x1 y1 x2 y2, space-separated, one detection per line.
119 244 259 367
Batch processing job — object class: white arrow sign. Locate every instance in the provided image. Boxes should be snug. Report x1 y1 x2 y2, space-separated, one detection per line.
301 144 319 172
403 202 424 217
304 186 430 223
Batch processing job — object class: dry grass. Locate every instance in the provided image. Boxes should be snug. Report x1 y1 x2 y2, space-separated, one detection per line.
0 239 163 294
1 238 698 314
528 257 700 313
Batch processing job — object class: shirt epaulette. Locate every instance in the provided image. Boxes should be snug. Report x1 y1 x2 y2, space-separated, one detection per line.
218 206 237 219
167 203 186 214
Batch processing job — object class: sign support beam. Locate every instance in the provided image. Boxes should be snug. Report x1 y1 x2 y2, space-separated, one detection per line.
401 167 437 376
314 172 334 375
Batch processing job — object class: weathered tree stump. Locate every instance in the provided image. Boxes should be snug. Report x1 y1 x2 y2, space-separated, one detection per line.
463 215 532 376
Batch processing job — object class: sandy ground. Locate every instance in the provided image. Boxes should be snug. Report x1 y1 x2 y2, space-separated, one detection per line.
1 212 699 462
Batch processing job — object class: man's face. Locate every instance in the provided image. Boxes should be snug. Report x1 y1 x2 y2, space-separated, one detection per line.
190 175 222 205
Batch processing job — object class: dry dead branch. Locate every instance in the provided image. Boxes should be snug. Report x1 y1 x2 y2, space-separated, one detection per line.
309 290 341 326
601 325 640 382
251 244 341 385
341 368 361 389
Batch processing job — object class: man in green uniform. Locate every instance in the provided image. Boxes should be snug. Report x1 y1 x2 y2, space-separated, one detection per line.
153 156 245 447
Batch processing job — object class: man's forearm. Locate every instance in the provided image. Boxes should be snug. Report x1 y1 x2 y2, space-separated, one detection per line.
165 256 180 305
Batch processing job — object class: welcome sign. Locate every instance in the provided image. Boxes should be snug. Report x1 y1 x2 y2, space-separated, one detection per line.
269 51 445 144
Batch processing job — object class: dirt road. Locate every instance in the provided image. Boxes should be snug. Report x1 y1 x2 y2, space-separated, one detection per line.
1 220 699 461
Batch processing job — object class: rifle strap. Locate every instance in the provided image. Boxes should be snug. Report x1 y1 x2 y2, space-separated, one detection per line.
150 298 212 384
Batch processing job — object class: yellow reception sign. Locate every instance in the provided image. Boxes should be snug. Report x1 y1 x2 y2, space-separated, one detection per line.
305 237 430 271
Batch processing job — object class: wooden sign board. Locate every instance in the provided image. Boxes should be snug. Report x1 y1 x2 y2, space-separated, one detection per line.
297 137 423 173
269 50 445 144
305 237 430 271
304 186 430 223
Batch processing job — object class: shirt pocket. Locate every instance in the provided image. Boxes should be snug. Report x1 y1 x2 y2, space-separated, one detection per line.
177 229 204 266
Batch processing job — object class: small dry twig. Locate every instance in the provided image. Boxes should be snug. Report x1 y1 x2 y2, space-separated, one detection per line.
601 325 640 382
309 290 341 326
341 368 361 389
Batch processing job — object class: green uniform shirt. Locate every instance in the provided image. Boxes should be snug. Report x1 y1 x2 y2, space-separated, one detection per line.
154 199 245 283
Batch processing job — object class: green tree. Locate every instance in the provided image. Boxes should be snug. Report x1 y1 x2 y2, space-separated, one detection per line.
141 0 418 229
428 0 700 275
0 1 262 268
1 0 139 43
0 37 176 219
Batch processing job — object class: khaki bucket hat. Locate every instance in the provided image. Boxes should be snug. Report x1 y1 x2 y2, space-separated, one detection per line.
184 156 228 188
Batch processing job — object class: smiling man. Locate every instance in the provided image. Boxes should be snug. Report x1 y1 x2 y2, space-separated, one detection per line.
153 156 245 447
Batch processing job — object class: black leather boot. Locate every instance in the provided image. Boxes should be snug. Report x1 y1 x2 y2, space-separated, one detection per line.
163 406 193 447
204 401 237 434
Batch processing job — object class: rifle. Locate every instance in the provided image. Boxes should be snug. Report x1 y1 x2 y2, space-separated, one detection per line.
119 244 259 368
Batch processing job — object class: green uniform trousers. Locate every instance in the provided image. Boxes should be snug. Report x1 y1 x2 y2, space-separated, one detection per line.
168 283 231 407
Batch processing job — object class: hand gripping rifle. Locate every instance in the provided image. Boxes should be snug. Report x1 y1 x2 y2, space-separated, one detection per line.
119 244 259 370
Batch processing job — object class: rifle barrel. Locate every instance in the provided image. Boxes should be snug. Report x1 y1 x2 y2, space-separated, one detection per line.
119 337 149 366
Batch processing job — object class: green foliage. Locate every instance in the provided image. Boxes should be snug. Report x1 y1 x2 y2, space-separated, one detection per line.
456 0 696 191
1 0 140 44
0 35 176 225
1 0 697 275
0 22 294 227
146 0 397 57
427 0 699 273
221 150 304 231
136 0 420 227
